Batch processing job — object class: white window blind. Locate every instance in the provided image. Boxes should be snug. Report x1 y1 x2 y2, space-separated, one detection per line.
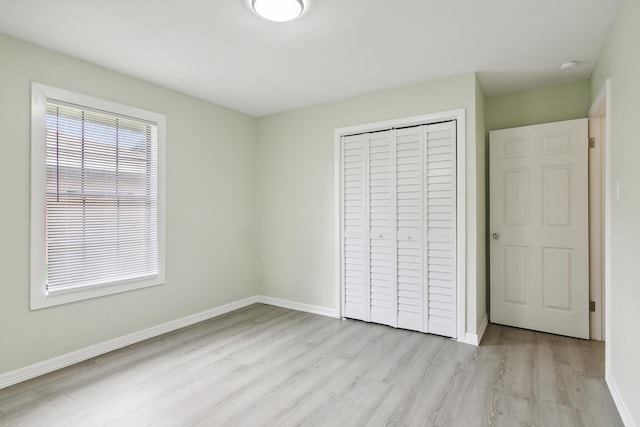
44 101 159 294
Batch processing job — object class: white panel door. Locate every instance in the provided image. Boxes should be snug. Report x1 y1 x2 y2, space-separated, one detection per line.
490 119 589 339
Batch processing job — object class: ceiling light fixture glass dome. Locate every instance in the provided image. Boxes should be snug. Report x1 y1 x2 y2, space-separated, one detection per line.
252 0 304 22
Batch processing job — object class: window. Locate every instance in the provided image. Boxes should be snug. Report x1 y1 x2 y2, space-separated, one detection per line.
31 83 165 309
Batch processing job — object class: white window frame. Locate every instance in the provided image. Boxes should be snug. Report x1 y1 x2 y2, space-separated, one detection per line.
30 82 166 309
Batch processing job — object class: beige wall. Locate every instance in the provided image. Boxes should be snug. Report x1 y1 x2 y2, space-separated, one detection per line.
0 34 258 375
591 0 640 424
485 80 591 132
256 73 486 338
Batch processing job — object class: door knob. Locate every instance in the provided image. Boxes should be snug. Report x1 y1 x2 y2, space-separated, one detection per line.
491 232 501 240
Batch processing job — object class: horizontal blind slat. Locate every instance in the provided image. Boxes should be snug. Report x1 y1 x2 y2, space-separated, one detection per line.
45 101 159 292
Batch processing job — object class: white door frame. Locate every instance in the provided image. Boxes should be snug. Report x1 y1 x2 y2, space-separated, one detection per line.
334 108 466 341
589 79 611 366
588 113 604 340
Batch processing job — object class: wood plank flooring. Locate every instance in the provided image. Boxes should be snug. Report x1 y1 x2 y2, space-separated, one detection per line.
0 304 623 426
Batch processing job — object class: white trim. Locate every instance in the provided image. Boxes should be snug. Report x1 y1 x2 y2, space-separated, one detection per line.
590 81 630 426
257 296 340 318
334 109 466 340
462 313 488 346
30 82 167 309
454 113 466 343
588 116 604 341
589 79 612 374
0 296 259 390
334 110 466 136
334 131 343 318
607 374 636 427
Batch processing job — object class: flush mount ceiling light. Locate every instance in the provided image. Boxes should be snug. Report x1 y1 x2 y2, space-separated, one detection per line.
560 61 579 70
252 0 304 22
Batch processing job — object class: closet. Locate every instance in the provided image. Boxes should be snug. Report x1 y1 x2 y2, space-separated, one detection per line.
340 120 457 337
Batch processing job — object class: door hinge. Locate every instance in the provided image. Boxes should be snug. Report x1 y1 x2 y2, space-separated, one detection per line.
589 137 596 149
590 301 596 312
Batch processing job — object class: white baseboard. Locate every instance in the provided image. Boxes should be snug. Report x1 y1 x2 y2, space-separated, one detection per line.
0 295 259 390
257 295 339 318
461 313 488 346
607 373 636 427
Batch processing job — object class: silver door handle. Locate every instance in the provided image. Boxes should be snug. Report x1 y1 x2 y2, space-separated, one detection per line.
491 232 501 240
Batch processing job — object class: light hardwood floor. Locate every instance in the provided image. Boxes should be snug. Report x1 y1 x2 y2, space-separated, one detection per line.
0 304 623 426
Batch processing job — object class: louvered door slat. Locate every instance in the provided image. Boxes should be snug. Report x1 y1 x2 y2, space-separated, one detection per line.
424 122 456 337
368 131 397 326
341 119 456 339
342 134 367 320
395 127 424 332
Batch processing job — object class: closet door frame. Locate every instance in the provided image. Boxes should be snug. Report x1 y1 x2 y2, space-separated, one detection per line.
335 109 466 341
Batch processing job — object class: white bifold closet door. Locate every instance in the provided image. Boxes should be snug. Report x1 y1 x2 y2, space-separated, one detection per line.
341 121 456 337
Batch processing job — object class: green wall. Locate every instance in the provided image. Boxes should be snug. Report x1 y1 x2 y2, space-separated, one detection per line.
475 75 487 331
486 80 591 132
0 33 488 379
256 72 486 337
591 0 640 424
0 34 258 375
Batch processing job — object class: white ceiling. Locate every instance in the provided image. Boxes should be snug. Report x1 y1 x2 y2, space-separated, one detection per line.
0 0 621 116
